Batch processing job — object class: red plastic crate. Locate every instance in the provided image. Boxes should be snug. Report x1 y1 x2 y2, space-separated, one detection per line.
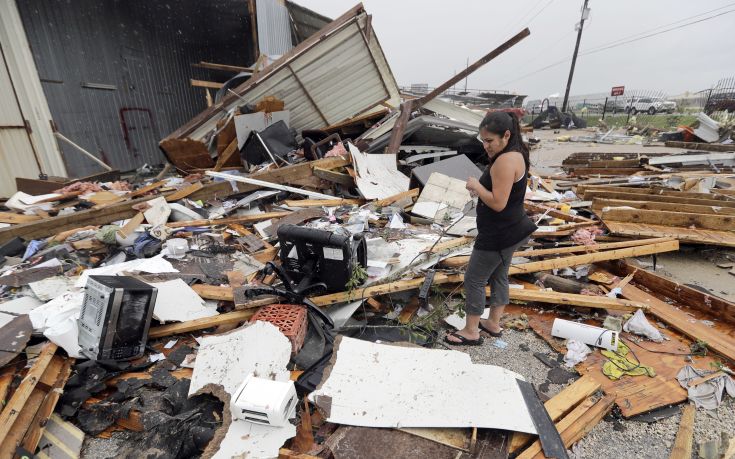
251 304 308 355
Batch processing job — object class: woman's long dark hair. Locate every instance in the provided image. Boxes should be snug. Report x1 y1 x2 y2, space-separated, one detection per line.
479 112 530 172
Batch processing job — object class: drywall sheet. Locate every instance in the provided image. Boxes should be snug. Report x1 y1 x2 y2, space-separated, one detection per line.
310 336 537 433
349 143 409 200
189 321 295 459
150 279 218 323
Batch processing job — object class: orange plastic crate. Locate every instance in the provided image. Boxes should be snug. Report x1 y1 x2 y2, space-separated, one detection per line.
251 304 308 355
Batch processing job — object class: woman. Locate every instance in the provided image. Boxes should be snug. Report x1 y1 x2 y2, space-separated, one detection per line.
445 112 537 345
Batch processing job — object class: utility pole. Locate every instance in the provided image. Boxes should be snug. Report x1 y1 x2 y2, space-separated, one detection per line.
561 0 590 112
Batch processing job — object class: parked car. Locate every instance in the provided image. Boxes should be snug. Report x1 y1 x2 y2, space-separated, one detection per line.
704 92 735 113
625 97 677 115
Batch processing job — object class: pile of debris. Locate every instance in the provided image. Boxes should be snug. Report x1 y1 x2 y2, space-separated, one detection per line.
1 4 735 459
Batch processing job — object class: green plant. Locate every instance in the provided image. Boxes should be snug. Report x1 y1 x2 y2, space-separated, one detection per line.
345 263 368 295
691 339 708 357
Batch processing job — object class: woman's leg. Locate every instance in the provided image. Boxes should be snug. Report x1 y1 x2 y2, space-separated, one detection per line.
480 237 530 333
446 248 502 343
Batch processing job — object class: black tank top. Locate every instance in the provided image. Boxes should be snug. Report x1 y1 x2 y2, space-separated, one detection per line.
474 152 537 251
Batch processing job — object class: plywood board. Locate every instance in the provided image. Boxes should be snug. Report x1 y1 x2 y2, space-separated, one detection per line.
310 336 537 433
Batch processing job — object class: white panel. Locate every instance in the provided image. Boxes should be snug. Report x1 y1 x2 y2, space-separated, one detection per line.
0 0 66 178
0 54 24 125
256 0 293 57
0 128 40 197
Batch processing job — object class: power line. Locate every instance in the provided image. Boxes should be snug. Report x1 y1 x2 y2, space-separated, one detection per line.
496 6 735 88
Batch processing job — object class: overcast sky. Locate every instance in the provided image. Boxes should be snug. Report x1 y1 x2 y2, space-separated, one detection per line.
295 0 735 100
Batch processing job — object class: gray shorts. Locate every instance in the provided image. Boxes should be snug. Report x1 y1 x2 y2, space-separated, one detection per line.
463 237 529 316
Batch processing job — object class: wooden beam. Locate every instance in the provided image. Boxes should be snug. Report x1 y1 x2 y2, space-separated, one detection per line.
0 343 57 445
0 181 232 244
442 237 677 268
592 198 735 216
214 138 240 172
506 288 646 311
508 239 679 275
190 79 224 89
166 182 204 202
148 309 256 338
129 180 168 198
669 404 695 459
313 167 355 187
619 281 735 363
283 198 364 207
373 188 419 207
612 259 735 325
166 211 290 229
664 140 735 152
510 376 600 454
525 202 595 223
582 190 735 209
193 61 252 73
601 208 735 232
0 212 40 224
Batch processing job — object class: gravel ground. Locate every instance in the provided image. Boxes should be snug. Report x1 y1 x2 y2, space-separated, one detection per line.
442 321 735 459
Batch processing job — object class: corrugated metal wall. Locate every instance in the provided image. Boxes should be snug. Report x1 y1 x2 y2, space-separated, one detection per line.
256 0 293 58
16 0 255 178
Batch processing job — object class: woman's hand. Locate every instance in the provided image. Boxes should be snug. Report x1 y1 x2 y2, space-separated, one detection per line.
466 177 482 196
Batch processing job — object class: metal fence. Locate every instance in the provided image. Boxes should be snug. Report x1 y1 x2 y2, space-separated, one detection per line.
702 76 735 117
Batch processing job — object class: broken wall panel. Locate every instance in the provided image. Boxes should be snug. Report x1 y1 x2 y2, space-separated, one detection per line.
162 5 400 160
310 336 537 433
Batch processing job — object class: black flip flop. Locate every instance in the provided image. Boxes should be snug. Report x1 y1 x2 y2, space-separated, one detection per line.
444 332 484 346
479 323 503 338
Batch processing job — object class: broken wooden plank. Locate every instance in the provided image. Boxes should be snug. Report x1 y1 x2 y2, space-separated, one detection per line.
689 371 726 387
508 239 679 275
669 404 695 459
664 140 735 152
0 181 231 244
581 190 735 209
148 309 257 338
373 188 419 207
620 282 735 363
313 167 355 187
213 138 239 172
165 182 204 202
190 79 224 89
604 220 735 247
525 202 595 223
129 180 168 198
20 357 73 454
166 211 290 229
506 288 646 311
441 237 676 268
0 212 41 224
283 198 364 207
0 343 57 446
601 208 735 232
608 259 735 325
510 375 601 454
592 198 735 216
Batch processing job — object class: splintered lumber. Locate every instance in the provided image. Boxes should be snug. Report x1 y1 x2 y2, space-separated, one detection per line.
0 212 41 224
604 221 735 247
192 284 235 301
283 198 364 207
669 404 696 459
0 181 231 244
441 237 676 268
506 289 646 311
313 167 355 186
213 138 239 172
619 282 735 363
148 309 257 338
373 188 419 207
557 395 615 450
129 180 168 198
601 208 735 232
206 171 335 200
613 260 735 325
508 239 678 274
0 342 57 446
581 190 735 209
166 211 290 228
525 202 594 223
20 357 73 454
510 376 600 454
165 181 204 201
592 198 735 216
